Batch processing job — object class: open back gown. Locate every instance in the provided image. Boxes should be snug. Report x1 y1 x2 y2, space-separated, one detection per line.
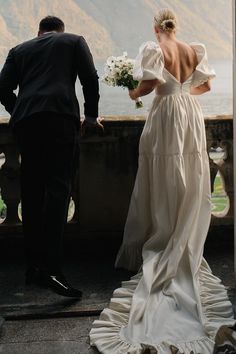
89 41 235 354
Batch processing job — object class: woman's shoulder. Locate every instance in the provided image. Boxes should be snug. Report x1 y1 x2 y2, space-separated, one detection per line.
189 42 206 48
189 42 209 65
189 42 207 55
133 41 165 83
169 40 205 56
138 41 161 55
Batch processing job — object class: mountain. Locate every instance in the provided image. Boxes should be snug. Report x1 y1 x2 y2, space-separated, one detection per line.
0 0 232 63
0 0 115 62
76 0 232 60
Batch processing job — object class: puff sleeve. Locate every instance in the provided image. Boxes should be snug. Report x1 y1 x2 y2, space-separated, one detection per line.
133 41 166 84
191 43 216 87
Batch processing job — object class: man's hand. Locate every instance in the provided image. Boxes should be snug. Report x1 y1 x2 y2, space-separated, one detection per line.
96 117 104 129
81 117 104 136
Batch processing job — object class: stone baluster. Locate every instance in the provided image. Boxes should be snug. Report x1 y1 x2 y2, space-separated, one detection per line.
0 127 21 224
218 139 234 218
205 117 233 222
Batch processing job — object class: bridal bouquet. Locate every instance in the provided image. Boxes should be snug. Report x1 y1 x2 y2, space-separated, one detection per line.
102 52 143 108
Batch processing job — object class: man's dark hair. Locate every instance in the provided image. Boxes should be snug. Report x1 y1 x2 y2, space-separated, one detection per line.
39 16 65 33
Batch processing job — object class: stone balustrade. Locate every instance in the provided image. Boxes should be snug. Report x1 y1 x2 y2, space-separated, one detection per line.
0 115 233 237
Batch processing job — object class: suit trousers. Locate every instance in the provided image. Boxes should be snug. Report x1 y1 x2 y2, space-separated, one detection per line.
14 112 79 273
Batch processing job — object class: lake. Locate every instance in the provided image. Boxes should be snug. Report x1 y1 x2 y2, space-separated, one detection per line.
0 59 232 118
93 59 233 117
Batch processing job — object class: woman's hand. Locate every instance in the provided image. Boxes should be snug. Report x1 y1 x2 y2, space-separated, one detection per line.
190 80 211 95
129 89 138 101
128 79 158 100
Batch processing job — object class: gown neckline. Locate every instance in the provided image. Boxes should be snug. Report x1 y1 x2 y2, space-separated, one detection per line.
159 44 197 85
163 67 194 84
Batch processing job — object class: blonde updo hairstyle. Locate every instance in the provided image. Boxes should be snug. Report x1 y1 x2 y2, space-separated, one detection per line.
154 8 177 33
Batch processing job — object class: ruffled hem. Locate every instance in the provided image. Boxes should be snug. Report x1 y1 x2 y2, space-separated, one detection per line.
199 259 235 338
89 262 235 354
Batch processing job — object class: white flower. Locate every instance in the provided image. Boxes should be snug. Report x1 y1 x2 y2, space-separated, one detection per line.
102 51 143 108
102 51 138 89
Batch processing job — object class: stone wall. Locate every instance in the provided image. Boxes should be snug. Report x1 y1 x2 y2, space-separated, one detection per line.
0 115 233 238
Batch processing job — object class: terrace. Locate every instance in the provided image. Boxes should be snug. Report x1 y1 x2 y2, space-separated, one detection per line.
0 115 234 353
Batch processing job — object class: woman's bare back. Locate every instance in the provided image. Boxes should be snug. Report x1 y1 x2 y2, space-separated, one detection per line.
160 40 198 83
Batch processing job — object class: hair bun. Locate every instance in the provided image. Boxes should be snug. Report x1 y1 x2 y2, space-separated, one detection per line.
161 19 176 31
154 8 177 33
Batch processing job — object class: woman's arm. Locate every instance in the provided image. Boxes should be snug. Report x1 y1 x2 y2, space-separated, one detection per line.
190 80 211 95
129 79 158 100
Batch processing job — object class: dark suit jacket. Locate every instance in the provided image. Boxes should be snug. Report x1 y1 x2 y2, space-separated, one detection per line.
0 32 99 127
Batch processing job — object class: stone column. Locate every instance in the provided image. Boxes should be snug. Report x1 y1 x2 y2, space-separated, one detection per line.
233 0 236 282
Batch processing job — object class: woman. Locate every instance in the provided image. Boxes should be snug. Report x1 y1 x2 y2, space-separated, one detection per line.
90 8 235 353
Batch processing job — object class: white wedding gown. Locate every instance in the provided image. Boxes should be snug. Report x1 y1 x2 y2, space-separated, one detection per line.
90 41 235 354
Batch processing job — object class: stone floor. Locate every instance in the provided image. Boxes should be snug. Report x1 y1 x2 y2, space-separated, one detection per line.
0 317 99 354
0 228 235 354
0 257 131 319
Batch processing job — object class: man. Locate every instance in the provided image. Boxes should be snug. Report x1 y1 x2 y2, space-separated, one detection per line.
0 16 103 297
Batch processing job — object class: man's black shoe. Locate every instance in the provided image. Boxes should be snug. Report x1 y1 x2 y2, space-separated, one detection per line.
25 267 83 298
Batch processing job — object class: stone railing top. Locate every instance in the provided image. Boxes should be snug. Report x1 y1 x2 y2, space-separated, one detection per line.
0 114 232 125
96 115 233 122
205 114 232 121
0 117 9 124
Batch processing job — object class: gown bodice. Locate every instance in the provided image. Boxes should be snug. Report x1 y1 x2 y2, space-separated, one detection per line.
157 69 193 96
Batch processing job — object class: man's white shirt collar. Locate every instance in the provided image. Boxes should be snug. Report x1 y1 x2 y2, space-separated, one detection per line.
42 31 57 35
